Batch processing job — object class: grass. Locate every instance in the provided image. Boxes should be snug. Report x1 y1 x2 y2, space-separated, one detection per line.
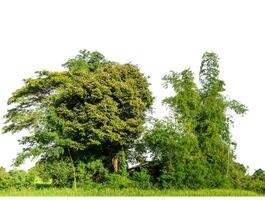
0 188 262 196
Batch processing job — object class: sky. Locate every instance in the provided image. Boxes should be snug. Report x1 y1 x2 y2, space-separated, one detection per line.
0 0 264 173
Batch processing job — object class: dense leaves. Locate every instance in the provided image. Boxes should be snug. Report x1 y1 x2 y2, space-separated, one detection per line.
0 167 35 190
3 50 153 172
144 52 248 189
1 50 264 193
145 120 207 189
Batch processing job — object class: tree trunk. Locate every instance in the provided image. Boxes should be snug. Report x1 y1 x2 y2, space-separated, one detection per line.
112 153 119 173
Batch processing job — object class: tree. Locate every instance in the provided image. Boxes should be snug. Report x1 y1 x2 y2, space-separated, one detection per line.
2 50 153 176
145 52 247 188
197 52 247 186
162 69 201 135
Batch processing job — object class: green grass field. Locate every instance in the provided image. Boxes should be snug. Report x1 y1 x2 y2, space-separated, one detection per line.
0 188 262 196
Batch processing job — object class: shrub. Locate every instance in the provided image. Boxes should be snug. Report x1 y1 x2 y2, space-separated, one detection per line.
131 169 151 189
229 162 248 189
105 174 134 189
77 160 108 188
145 122 208 189
36 159 74 188
245 169 265 194
0 168 12 190
8 170 35 190
248 179 265 193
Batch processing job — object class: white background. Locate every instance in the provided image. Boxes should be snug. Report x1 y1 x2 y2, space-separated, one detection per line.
0 0 264 174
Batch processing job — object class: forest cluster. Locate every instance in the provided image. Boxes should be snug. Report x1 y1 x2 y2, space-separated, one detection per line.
0 50 264 194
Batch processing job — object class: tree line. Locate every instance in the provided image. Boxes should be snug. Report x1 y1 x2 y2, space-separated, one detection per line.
1 50 264 193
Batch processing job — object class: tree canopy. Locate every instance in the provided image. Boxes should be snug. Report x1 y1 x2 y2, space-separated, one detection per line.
2 51 263 193
3 50 153 172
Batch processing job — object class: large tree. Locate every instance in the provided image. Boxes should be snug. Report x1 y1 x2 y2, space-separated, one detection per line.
197 52 247 186
3 50 153 174
146 52 247 188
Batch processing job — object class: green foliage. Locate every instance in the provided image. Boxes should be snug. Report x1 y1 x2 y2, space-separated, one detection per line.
163 69 201 134
2 50 258 192
130 169 151 189
0 167 6 173
119 149 127 176
245 169 265 193
62 50 109 71
247 179 265 194
140 52 248 190
3 50 153 172
228 162 248 189
145 120 207 189
253 169 265 181
8 170 35 190
35 159 74 188
197 53 247 187
77 160 108 187
0 168 12 190
0 167 36 190
105 174 133 189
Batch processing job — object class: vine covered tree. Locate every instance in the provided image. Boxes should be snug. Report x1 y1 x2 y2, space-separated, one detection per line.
145 52 247 188
197 52 247 186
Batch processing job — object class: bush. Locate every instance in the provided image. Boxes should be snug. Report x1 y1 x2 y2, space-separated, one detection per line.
0 169 12 190
229 162 248 189
8 170 35 190
131 169 151 189
145 122 208 189
105 174 134 189
0 168 35 190
36 159 74 188
245 169 265 194
248 179 265 194
77 160 108 188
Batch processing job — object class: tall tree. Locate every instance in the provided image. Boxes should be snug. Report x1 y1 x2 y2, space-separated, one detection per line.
147 52 247 188
163 69 201 134
2 50 153 174
197 52 247 186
